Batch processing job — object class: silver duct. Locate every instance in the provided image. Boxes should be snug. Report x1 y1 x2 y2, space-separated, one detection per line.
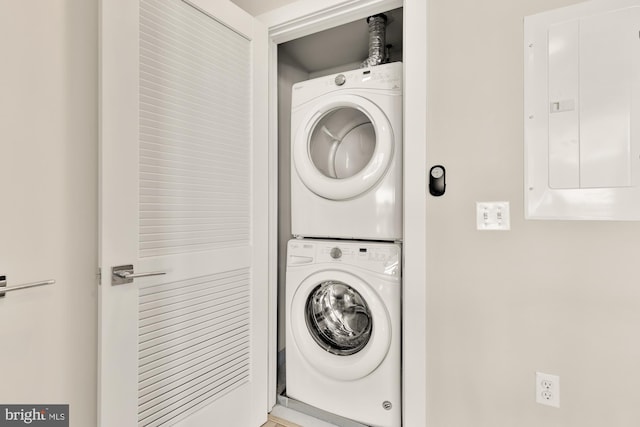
360 14 388 68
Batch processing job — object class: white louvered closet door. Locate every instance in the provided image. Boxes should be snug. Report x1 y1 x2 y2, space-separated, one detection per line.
99 1 269 427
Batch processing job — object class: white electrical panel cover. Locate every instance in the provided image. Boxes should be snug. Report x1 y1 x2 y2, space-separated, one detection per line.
524 0 640 220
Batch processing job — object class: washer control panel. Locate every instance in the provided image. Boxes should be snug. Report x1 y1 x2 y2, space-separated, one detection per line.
288 240 401 277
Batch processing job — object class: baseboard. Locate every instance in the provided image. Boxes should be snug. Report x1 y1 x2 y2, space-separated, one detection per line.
275 395 369 427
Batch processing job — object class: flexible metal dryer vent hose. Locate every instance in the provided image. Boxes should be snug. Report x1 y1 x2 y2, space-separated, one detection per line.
360 14 388 68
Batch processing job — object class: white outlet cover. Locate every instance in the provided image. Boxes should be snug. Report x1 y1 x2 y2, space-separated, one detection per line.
536 372 560 408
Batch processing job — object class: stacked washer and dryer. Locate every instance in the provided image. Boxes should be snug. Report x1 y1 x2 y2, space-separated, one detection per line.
286 60 403 427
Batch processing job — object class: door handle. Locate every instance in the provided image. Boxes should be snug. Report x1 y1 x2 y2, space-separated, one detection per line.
0 276 56 298
111 265 166 286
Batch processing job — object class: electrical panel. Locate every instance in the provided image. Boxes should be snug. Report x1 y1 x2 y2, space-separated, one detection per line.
524 0 640 220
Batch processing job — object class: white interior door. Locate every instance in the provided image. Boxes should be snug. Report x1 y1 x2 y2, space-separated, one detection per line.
99 1 269 426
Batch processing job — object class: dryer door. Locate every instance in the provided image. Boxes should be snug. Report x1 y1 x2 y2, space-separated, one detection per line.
290 270 392 381
292 94 394 200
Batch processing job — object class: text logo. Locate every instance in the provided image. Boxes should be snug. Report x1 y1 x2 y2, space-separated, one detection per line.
0 406 68 427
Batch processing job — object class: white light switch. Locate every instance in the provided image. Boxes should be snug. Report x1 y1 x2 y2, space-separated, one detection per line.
476 202 510 230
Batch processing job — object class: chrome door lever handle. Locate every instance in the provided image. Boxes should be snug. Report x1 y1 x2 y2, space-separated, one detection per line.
115 271 166 279
0 276 56 298
111 265 166 286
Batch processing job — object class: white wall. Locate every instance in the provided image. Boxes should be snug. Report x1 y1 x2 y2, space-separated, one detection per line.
0 1 98 426
426 0 640 425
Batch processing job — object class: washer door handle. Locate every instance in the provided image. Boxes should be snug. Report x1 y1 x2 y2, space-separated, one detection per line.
289 256 313 265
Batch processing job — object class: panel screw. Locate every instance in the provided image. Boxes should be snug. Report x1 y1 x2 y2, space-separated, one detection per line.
382 401 392 410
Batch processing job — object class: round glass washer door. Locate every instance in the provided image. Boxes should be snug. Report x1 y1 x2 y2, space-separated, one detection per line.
293 94 394 201
305 280 372 356
290 270 391 381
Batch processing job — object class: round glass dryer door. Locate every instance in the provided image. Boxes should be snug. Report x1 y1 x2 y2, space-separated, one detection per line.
293 95 394 200
309 109 376 181
305 280 372 356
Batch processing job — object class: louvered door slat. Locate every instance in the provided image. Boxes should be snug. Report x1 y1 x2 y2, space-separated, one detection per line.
138 344 250 409
139 275 247 308
139 305 249 353
138 326 248 376
138 332 249 386
139 124 249 158
140 279 247 313
139 269 248 299
138 359 250 427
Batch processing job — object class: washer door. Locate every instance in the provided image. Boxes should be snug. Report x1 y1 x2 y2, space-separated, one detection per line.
305 280 372 356
293 94 394 201
290 270 391 381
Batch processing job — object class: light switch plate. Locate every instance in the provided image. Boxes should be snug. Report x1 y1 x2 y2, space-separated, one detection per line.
476 202 510 230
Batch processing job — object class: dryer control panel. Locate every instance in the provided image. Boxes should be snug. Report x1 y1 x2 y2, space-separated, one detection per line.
291 62 403 107
287 239 400 277
326 65 402 89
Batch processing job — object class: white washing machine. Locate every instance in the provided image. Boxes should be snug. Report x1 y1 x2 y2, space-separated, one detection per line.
286 239 401 427
290 62 403 241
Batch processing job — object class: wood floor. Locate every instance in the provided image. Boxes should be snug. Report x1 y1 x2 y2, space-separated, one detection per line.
261 413 302 427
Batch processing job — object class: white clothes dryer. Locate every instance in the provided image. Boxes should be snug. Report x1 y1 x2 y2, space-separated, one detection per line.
286 239 401 427
290 62 403 241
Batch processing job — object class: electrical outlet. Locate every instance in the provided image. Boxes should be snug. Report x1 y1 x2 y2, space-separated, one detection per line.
536 372 560 408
